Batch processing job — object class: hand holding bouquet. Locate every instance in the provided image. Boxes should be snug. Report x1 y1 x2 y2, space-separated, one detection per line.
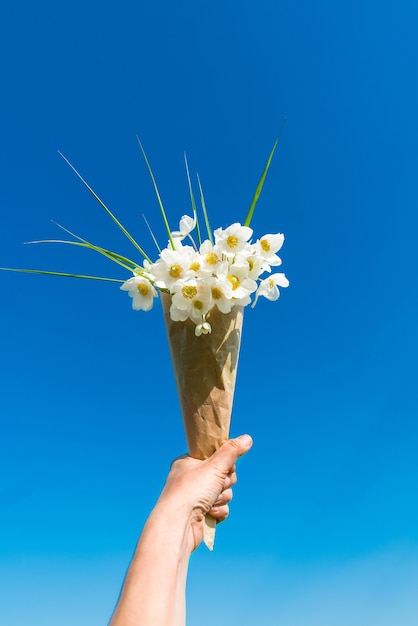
1 131 289 548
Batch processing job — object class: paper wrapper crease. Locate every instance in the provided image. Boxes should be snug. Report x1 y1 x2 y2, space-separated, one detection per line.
162 294 244 549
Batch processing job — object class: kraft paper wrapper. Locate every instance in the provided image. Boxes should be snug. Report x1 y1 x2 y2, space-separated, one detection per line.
162 293 243 549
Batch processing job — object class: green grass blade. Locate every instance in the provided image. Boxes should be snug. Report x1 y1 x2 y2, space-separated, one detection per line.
98 250 140 267
58 151 152 262
26 238 138 274
184 153 201 246
0 267 124 282
196 174 213 244
142 214 161 253
243 120 286 227
49 221 140 271
50 221 139 268
136 137 175 250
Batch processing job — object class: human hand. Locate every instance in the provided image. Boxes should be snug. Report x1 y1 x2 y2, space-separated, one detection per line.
158 435 253 552
109 435 252 626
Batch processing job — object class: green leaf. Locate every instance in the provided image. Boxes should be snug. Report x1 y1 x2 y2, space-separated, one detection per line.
136 137 175 250
142 214 161 254
197 174 213 244
243 120 286 228
58 151 152 263
0 267 124 282
184 153 201 246
26 238 138 274
32 220 140 272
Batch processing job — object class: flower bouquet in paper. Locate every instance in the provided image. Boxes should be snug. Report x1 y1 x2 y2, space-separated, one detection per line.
1 133 289 549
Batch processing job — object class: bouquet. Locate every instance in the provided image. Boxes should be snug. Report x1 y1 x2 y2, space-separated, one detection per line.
1 132 289 549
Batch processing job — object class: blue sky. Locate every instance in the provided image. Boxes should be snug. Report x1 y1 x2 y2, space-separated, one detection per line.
1 1 418 624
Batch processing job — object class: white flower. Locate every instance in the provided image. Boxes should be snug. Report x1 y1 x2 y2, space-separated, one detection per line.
195 321 211 336
170 278 212 324
171 214 196 241
185 249 211 278
222 263 258 302
252 272 289 307
214 223 253 257
120 276 158 311
120 210 288 332
206 275 234 314
199 240 223 273
151 246 195 290
255 233 284 266
235 250 266 280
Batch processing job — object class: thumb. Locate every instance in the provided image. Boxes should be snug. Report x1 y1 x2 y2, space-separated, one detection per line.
208 435 253 471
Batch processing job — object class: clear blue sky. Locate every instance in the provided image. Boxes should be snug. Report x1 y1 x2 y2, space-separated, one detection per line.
1 1 418 624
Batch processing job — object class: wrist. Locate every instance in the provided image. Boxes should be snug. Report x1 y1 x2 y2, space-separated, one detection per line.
138 496 194 560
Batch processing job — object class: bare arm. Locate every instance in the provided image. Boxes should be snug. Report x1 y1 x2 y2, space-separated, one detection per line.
109 434 253 626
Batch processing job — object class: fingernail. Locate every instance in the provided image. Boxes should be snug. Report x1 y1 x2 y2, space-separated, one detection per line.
239 434 253 448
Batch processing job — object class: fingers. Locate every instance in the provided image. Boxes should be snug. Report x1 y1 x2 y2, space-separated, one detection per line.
209 435 253 473
209 486 233 521
223 469 237 490
213 487 233 508
203 436 251 521
209 504 230 522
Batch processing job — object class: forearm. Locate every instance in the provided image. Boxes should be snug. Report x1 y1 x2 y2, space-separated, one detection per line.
109 499 191 626
109 436 252 625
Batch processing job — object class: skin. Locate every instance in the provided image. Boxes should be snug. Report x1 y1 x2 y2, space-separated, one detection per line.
109 434 253 626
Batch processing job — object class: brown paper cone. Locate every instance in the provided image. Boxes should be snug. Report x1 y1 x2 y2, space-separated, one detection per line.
161 293 244 549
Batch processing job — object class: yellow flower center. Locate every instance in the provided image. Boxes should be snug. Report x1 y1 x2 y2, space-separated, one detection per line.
205 252 219 265
182 285 198 299
137 283 150 296
189 261 201 272
227 275 240 291
260 238 271 252
211 287 222 300
193 300 204 311
269 279 275 288
226 235 239 248
169 264 182 278
248 259 255 272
